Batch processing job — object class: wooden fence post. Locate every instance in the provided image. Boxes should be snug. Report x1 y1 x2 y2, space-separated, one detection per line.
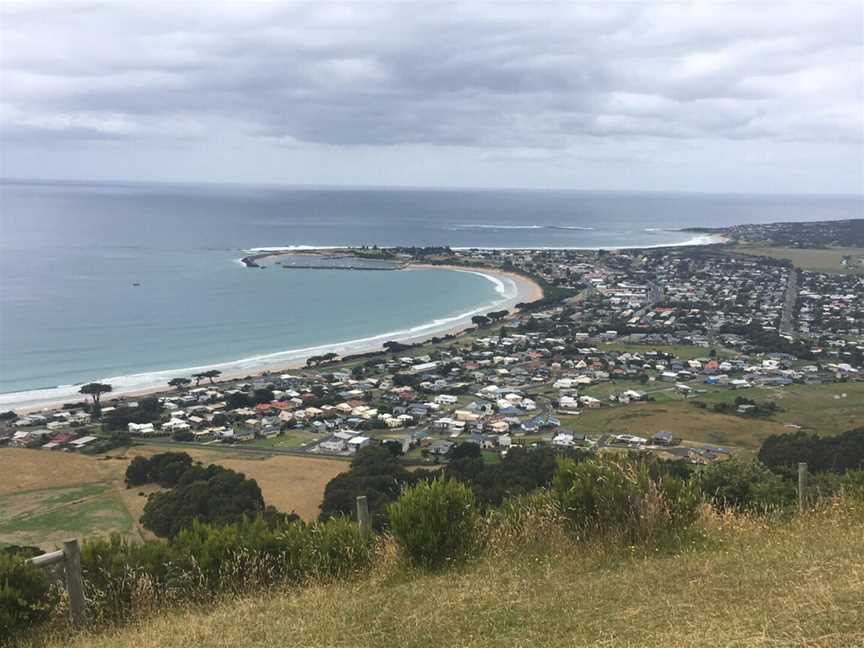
798 462 808 513
356 495 370 536
62 539 85 626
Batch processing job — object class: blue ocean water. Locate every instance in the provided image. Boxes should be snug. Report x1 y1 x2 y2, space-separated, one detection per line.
0 180 861 404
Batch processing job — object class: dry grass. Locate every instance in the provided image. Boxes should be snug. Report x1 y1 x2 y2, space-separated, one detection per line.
562 401 789 450
42 501 864 648
0 449 121 494
561 381 864 451
0 446 348 549
112 446 347 520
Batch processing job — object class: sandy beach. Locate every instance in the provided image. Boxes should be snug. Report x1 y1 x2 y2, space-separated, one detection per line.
6 264 543 413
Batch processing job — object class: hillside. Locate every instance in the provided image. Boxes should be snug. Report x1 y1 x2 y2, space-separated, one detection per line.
42 502 864 648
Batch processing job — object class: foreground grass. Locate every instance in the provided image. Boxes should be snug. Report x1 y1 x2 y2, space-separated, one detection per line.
48 503 864 648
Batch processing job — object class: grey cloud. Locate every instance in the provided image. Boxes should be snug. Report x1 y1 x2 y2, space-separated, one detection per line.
0 2 861 164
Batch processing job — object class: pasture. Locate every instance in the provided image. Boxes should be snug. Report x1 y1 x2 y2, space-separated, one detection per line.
0 445 348 548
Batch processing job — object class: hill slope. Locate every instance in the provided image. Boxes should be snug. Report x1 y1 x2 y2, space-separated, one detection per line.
55 504 864 648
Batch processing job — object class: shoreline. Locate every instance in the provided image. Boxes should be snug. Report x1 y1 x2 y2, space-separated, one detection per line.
451 232 730 251
2 264 542 413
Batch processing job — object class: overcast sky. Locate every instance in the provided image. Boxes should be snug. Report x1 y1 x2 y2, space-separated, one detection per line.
1 1 862 193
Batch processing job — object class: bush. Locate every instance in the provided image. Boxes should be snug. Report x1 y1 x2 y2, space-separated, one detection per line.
124 452 193 487
0 553 57 638
840 469 864 499
552 455 700 544
695 457 794 511
758 427 864 475
388 478 481 570
141 466 265 538
78 515 372 624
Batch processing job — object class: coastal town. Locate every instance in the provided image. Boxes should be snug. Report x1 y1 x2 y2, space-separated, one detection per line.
3 220 862 468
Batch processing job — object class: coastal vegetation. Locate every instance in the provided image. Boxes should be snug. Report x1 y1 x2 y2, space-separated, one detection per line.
4 437 863 646
77 384 112 412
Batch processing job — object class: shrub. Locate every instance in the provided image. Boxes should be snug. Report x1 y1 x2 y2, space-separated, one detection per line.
307 517 372 579
0 553 57 638
552 455 700 544
840 469 864 499
486 489 568 556
695 457 794 511
141 467 265 538
388 478 481 570
78 515 373 624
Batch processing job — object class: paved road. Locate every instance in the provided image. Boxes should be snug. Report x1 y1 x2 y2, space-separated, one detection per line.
780 269 798 336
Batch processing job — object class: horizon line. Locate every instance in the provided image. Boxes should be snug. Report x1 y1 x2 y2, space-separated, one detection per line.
1 176 862 199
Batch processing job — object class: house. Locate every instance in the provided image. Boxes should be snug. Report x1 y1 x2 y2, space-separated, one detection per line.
428 440 455 456
347 436 371 453
319 438 346 453
652 431 674 446
69 435 98 450
435 394 458 406
613 434 647 446
552 433 577 447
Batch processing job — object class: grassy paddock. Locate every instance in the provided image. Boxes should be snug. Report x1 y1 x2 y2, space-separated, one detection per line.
0 484 135 549
732 245 864 274
46 501 864 648
561 382 864 450
0 446 348 547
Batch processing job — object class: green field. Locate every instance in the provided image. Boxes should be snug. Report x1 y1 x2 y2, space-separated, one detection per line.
0 483 135 549
732 245 864 273
249 433 319 450
559 381 864 451
598 342 737 361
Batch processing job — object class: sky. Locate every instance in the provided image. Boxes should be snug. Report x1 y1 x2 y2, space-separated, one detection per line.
1 1 862 194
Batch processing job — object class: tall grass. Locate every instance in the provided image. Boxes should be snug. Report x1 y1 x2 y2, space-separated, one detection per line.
73 516 372 628
39 496 864 648
551 455 700 545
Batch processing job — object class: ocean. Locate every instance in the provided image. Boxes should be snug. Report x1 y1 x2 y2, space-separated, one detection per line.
0 180 861 407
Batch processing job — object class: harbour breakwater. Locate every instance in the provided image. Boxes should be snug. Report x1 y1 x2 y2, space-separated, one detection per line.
240 249 404 270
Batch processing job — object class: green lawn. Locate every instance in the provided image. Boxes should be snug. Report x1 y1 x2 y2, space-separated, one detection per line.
598 342 737 361
249 433 317 450
481 450 501 464
0 483 135 549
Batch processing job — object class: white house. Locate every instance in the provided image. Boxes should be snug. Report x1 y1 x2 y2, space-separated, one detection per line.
347 436 371 453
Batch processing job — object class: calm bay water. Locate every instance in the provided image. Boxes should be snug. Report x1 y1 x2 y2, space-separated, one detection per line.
0 180 861 404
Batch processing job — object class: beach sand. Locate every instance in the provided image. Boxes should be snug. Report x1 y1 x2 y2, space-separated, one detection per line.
10 264 543 413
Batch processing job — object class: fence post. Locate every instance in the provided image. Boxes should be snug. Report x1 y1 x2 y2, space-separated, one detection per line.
798 462 808 513
62 539 85 626
356 495 370 536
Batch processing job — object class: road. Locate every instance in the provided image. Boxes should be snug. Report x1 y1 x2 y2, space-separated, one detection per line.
780 269 798 336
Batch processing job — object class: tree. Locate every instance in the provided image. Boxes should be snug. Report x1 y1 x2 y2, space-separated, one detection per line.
192 373 205 387
252 388 275 404
125 452 194 487
168 377 192 391
141 466 265 538
202 370 222 384
471 315 491 328
79 382 112 411
758 428 864 475
487 309 509 321
696 457 794 510
320 446 420 530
